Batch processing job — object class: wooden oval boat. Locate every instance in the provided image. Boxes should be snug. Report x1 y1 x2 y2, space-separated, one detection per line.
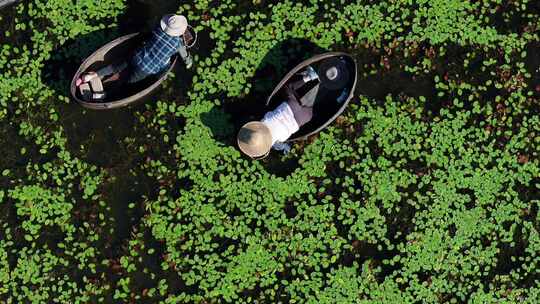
266 52 357 141
70 33 178 110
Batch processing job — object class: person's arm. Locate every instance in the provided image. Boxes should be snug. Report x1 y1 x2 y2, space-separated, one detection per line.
272 141 291 154
178 38 193 68
285 85 300 105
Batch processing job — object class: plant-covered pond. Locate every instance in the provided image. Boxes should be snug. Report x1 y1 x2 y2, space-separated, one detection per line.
1 0 540 303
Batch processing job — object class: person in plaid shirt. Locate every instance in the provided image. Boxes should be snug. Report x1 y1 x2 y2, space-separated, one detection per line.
76 14 193 92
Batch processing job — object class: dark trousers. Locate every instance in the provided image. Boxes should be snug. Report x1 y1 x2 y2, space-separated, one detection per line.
285 85 313 127
96 61 153 84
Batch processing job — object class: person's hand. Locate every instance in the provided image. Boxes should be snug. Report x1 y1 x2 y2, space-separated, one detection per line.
273 142 291 154
185 56 193 69
76 72 98 86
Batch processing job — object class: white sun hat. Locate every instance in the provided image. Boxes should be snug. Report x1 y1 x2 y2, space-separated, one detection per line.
237 121 273 159
160 14 188 37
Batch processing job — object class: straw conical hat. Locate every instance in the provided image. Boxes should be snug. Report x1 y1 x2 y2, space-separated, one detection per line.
237 121 273 158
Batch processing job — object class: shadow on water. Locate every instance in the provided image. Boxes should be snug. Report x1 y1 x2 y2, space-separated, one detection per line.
209 39 328 135
58 106 137 167
348 43 437 110
201 38 327 177
524 42 540 103
102 166 159 256
118 0 184 33
356 68 436 103
200 107 235 144
0 2 17 43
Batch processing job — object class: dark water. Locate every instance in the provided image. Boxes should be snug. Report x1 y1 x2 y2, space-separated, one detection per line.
0 0 19 10
118 0 183 33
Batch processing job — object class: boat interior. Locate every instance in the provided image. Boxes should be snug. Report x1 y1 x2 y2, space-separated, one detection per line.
267 55 356 139
76 33 168 103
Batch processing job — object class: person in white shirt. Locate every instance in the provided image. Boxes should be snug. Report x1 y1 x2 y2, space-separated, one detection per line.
237 96 313 158
237 56 350 159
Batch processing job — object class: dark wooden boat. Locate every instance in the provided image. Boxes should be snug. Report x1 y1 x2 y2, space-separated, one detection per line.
266 52 357 141
70 33 178 110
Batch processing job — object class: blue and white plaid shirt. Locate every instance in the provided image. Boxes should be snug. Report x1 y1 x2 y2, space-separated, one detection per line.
131 27 186 75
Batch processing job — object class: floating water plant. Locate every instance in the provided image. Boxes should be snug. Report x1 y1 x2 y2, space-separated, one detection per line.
0 0 540 302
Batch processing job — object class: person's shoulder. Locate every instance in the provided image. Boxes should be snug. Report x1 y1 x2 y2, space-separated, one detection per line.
151 27 166 38
153 28 180 43
263 102 290 120
143 28 161 45
277 101 294 114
